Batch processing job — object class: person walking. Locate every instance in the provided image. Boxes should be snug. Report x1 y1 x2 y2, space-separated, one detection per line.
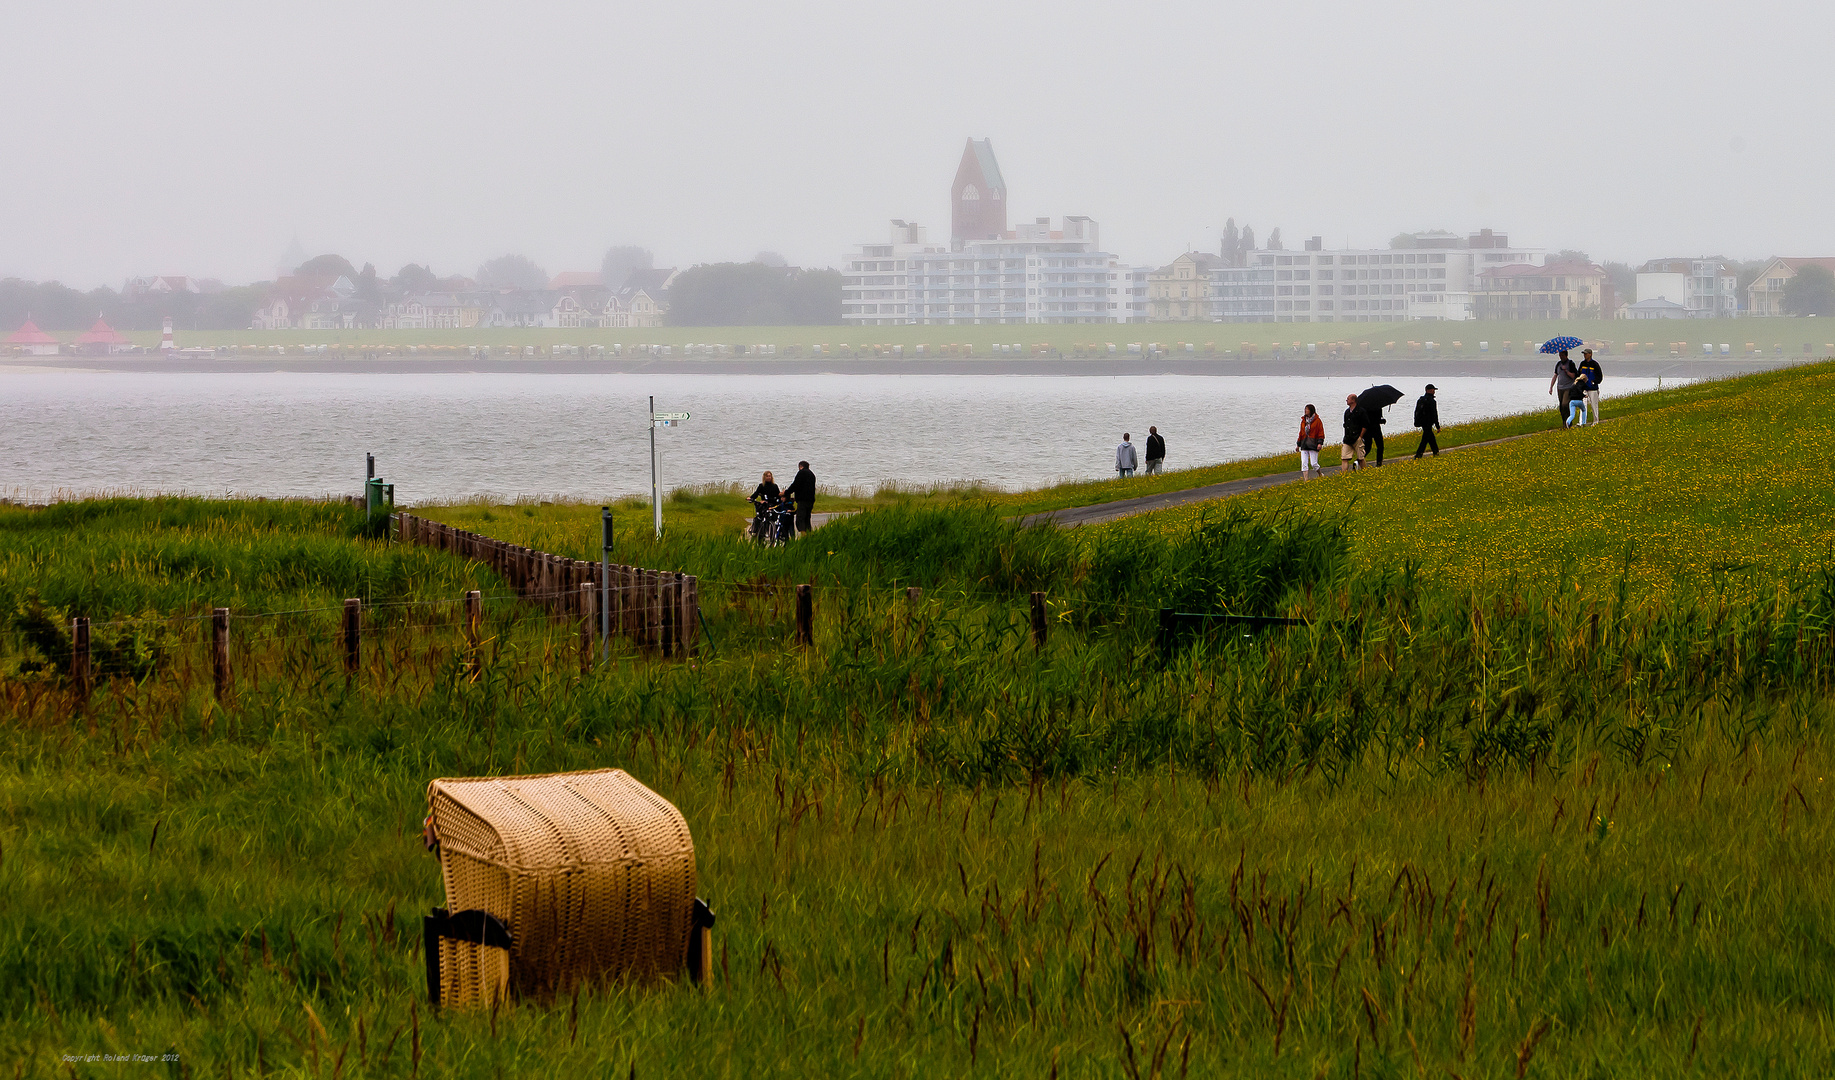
1144 426 1166 475
1412 384 1441 459
1296 404 1325 478
1548 349 1580 428
1115 433 1138 478
786 460 816 536
1577 348 1604 424
1340 394 1366 474
1364 400 1387 466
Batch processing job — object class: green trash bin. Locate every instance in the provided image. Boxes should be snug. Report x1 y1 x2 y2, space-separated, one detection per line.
367 477 387 518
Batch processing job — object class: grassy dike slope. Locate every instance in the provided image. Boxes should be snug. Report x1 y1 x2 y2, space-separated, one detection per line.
1151 360 1835 596
6 369 1835 1077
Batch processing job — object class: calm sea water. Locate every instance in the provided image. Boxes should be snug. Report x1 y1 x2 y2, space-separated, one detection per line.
0 371 1667 503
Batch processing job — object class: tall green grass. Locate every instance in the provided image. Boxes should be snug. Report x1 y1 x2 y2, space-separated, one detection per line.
7 392 1835 1075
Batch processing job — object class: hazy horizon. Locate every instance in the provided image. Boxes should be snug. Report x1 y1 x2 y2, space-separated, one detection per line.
4 0 1831 290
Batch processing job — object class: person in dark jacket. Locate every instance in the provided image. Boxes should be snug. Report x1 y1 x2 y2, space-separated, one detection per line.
748 470 781 542
1144 426 1166 475
785 461 816 536
1340 394 1366 474
749 470 780 507
1364 400 1387 466
1412 384 1441 459
1577 349 1603 424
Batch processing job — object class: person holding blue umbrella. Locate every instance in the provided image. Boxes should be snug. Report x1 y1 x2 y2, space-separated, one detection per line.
1545 344 1581 428
1542 336 1585 427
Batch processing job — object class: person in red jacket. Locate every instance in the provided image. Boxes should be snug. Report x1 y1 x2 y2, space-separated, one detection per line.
1296 404 1326 479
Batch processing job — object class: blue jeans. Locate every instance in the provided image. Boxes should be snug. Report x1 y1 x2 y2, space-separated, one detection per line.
1568 398 1586 426
1118 467 1135 478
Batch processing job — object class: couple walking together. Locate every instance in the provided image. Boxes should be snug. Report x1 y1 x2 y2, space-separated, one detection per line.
1295 385 1442 478
1115 427 1165 478
1549 348 1603 428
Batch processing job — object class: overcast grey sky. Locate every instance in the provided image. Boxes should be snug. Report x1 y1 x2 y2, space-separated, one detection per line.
3 0 1831 288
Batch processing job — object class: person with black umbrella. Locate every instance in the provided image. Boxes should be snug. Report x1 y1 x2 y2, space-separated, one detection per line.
1413 384 1441 459
1356 384 1404 467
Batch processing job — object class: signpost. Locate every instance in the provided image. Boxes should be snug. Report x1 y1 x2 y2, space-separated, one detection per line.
649 398 690 539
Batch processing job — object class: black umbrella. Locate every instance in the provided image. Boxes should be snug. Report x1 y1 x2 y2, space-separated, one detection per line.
1358 384 1404 411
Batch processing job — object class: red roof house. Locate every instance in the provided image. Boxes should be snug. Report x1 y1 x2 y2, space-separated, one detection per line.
75 316 134 355
5 319 61 356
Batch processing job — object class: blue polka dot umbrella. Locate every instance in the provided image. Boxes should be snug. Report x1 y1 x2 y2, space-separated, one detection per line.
1539 336 1584 354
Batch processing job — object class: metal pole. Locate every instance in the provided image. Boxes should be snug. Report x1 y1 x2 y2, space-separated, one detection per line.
601 505 612 663
650 395 662 539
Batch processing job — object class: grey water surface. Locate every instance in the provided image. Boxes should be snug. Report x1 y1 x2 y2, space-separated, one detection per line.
0 370 1675 504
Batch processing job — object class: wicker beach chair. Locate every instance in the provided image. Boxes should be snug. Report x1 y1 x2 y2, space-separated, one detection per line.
422 767 713 1008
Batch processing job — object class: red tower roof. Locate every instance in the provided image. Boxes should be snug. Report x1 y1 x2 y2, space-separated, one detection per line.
6 319 58 345
76 317 130 345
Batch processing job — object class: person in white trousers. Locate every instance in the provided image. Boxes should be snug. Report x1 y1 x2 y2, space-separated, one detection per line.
1296 404 1325 478
1115 433 1138 478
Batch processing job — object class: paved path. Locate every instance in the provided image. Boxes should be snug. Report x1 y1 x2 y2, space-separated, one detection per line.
1021 429 1539 528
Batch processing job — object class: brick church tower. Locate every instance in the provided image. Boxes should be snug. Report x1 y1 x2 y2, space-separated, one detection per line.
950 138 1007 248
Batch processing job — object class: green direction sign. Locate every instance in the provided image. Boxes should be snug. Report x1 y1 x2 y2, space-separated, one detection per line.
652 411 690 422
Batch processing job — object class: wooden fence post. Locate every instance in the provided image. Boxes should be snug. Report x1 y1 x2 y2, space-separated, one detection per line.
465 589 482 677
343 598 361 679
664 573 680 657
617 565 630 643
622 566 635 643
796 584 813 647
1030 591 1048 651
71 616 91 700
212 608 231 702
681 574 697 659
580 581 595 673
653 572 667 649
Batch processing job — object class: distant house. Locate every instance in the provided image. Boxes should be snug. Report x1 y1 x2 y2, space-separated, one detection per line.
252 275 358 329
1746 257 1835 317
477 291 560 328
5 319 61 355
1148 252 1223 321
1620 297 1689 320
615 268 678 328
552 292 588 328
76 317 134 355
1636 258 1738 318
381 292 477 330
1471 260 1606 320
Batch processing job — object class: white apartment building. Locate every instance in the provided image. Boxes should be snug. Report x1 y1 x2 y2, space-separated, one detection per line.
1636 259 1739 317
841 217 1146 326
1207 230 1542 323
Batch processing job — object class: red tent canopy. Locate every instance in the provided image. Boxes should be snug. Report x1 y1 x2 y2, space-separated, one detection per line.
5 319 58 345
75 317 129 345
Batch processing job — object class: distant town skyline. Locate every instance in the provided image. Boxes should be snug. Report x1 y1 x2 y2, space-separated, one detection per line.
3 0 1832 289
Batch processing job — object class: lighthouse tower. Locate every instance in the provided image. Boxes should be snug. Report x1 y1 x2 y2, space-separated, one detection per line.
160 315 176 351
